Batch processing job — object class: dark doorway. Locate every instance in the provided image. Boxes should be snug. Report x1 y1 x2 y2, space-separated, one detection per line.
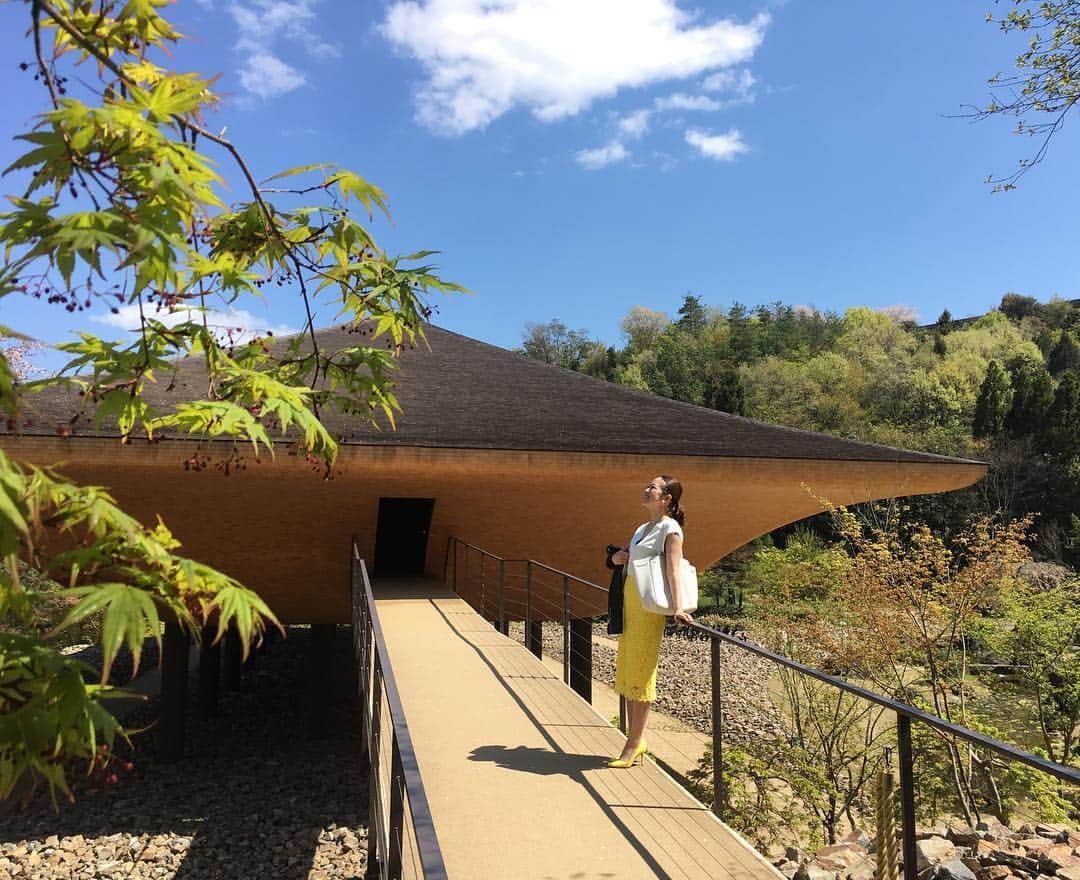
373 498 435 578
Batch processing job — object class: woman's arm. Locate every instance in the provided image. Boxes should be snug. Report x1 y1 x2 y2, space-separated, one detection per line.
664 531 693 625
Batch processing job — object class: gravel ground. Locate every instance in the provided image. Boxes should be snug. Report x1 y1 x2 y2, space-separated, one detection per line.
1 628 369 880
509 620 783 744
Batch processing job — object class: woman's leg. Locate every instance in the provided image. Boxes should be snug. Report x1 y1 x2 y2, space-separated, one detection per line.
619 699 652 760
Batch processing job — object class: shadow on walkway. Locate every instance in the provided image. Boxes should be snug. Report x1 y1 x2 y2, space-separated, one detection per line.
468 744 608 775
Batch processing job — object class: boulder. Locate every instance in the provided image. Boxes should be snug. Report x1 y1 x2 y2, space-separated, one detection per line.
1016 837 1054 855
947 826 982 849
976 820 1013 842
976 866 1011 880
988 851 1039 875
841 830 875 853
917 838 958 871
1038 844 1080 874
1057 866 1080 880
934 860 978 880
778 860 800 879
796 862 840 880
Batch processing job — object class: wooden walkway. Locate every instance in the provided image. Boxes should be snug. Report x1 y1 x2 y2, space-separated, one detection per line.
375 579 782 880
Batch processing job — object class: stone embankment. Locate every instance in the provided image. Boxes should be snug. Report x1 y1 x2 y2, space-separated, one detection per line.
1 628 369 880
776 822 1080 880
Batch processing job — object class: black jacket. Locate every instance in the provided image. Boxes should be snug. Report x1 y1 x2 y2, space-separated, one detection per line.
605 548 624 635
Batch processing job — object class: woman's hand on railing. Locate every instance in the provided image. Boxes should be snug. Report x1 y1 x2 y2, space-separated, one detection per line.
673 610 694 626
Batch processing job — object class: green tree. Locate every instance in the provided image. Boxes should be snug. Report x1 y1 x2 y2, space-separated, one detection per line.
676 294 707 335
1 0 458 802
999 293 1042 322
703 366 746 415
520 319 598 370
937 308 954 335
973 360 1012 438
1048 331 1080 375
640 329 703 403
978 578 1080 766
619 305 669 353
1005 358 1055 437
1044 370 1080 460
977 2 1080 190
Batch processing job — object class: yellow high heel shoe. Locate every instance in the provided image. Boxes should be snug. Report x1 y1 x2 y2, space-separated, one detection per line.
607 740 648 768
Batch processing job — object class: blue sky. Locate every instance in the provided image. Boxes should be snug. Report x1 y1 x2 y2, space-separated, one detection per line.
2 0 1079 356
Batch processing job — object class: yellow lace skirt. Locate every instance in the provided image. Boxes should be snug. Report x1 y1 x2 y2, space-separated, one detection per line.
614 573 667 703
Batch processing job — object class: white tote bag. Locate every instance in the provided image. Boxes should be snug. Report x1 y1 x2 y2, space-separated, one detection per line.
630 553 698 615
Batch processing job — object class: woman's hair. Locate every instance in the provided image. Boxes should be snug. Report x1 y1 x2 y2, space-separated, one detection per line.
660 475 685 527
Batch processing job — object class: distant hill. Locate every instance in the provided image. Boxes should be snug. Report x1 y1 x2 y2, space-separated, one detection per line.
921 297 1080 331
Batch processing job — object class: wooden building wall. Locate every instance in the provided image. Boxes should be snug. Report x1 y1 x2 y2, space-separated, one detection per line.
3 438 985 624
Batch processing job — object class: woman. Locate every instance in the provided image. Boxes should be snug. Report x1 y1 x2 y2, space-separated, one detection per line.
608 475 693 768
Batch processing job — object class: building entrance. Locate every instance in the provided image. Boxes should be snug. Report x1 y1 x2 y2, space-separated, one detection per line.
374 498 435 578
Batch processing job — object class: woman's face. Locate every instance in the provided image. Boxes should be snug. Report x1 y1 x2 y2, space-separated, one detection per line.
642 476 668 508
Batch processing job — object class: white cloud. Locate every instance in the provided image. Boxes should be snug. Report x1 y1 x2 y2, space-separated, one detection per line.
618 109 652 140
702 68 756 94
654 92 721 112
94 304 296 345
227 0 339 99
381 1 769 134
238 53 306 99
685 127 748 160
575 141 629 170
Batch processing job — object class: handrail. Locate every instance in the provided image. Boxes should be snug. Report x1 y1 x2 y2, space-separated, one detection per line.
446 535 1080 880
685 620 1080 786
352 538 447 880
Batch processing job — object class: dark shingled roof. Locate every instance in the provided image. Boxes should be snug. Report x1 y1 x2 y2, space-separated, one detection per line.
8 324 980 465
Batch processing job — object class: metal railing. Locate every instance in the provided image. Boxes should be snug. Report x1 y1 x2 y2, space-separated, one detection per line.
445 537 607 702
352 538 447 880
444 536 1080 880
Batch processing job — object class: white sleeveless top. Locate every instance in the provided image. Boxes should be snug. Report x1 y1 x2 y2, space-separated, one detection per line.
628 516 683 563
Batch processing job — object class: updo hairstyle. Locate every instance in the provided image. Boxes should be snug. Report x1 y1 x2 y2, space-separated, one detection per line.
660 475 685 527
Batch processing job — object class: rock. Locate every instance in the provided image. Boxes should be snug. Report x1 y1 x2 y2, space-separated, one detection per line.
1039 844 1080 874
841 830 875 853
976 840 1001 861
989 851 1040 874
962 858 982 874
816 844 869 870
1037 824 1068 839
947 826 982 849
778 860 800 879
917 838 958 871
977 867 1011 880
787 847 806 863
977 820 1013 842
796 862 840 880
848 860 878 880
1018 825 1036 837
934 860 978 880
1057 866 1080 880
1017 837 1055 855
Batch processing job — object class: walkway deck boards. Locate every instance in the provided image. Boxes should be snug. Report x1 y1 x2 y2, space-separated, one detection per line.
375 579 782 880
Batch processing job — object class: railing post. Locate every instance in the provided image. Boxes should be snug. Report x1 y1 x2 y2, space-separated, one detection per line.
365 659 384 880
498 559 507 634
562 574 570 686
463 545 470 606
480 553 486 621
897 713 918 880
387 740 405 880
711 634 725 819
526 563 542 658
569 616 592 703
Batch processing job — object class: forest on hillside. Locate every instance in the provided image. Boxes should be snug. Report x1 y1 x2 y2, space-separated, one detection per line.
521 293 1080 567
